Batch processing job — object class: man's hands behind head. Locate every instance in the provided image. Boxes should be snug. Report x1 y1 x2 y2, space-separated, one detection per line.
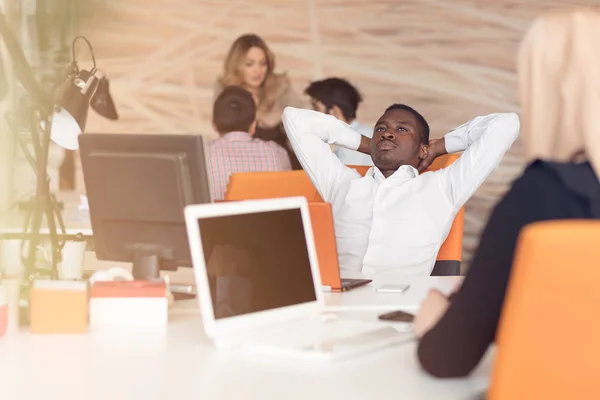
418 138 447 172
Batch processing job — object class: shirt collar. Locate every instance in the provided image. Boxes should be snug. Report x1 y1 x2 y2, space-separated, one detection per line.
222 131 252 141
349 120 360 129
367 165 419 183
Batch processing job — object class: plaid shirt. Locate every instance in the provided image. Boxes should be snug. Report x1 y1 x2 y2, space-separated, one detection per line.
207 131 292 200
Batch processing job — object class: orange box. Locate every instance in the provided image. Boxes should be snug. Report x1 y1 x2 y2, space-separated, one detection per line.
30 280 88 334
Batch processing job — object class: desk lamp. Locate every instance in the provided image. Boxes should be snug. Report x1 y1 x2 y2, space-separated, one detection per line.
52 36 118 150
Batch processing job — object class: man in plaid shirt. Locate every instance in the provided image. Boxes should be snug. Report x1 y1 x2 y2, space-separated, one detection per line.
207 86 292 201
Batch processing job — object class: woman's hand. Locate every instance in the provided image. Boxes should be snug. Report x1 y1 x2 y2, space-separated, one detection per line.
414 289 450 338
418 138 447 172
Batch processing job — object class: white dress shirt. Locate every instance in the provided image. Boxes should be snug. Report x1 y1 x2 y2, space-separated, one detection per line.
334 121 374 166
283 107 520 277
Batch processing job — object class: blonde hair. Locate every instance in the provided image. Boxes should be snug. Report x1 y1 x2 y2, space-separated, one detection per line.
518 8 600 175
219 34 280 113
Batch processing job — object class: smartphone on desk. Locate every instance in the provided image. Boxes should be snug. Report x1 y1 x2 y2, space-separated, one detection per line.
376 284 410 294
378 310 415 323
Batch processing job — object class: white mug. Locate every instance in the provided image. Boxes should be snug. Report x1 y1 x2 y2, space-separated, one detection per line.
58 241 86 280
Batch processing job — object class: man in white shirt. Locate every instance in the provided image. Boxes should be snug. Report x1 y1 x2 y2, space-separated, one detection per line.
304 78 374 166
283 104 519 277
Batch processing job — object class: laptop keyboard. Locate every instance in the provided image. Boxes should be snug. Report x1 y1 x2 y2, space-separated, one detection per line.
243 317 405 349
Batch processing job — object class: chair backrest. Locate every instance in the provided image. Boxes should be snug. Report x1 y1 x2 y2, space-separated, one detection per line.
224 170 323 202
436 206 464 262
488 221 600 400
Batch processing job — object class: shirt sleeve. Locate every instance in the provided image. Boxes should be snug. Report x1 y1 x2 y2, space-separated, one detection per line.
282 107 361 201
438 113 520 208
417 164 572 377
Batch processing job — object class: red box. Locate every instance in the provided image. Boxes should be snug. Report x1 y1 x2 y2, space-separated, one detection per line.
90 280 166 298
0 304 7 338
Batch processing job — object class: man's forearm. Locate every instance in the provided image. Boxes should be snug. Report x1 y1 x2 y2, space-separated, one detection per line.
283 107 361 150
440 112 520 207
434 137 448 156
444 113 517 153
357 136 371 155
282 107 358 202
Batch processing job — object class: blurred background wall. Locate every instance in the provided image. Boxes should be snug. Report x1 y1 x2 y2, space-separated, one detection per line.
4 0 599 266
78 0 599 266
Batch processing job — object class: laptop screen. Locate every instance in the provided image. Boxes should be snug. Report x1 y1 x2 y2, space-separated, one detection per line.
197 207 317 320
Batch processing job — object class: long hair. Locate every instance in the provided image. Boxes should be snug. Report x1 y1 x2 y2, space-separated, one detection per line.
518 9 600 175
219 34 281 111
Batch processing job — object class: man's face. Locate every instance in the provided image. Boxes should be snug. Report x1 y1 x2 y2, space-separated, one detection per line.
370 108 425 171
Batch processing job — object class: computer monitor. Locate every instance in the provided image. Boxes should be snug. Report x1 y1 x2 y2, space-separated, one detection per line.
78 133 212 279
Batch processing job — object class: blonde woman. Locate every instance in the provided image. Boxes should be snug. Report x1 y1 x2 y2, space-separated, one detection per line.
415 9 600 378
215 34 304 169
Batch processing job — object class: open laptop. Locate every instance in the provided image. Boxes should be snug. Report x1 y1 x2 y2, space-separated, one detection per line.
308 202 372 292
184 197 410 360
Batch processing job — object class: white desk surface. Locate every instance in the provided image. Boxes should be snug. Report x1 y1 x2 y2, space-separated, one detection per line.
0 279 491 400
326 276 461 312
0 196 487 399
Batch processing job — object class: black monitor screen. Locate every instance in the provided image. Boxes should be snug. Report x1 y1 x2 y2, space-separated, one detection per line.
198 208 317 320
79 133 211 270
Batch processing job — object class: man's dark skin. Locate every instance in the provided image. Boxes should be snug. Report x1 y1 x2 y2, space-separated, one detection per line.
356 108 447 178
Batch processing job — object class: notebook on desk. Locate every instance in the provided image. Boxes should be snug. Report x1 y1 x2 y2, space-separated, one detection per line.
184 197 409 360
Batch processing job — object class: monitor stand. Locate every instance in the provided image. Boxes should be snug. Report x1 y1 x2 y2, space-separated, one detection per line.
129 245 174 280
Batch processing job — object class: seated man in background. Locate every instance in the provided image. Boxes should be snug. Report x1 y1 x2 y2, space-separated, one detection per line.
304 78 373 166
283 104 519 276
208 86 292 201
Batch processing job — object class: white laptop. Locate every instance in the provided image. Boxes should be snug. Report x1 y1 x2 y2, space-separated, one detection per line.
184 196 411 360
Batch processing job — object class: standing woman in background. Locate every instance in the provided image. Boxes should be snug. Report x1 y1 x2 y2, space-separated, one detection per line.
215 34 304 169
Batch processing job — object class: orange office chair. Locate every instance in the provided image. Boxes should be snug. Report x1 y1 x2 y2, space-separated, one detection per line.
226 155 464 274
348 165 371 176
224 170 323 202
225 167 369 201
488 221 600 400
434 207 464 274
427 154 464 275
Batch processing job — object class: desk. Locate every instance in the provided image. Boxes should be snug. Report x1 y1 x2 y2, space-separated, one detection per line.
326 276 461 312
0 298 492 400
0 197 489 398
